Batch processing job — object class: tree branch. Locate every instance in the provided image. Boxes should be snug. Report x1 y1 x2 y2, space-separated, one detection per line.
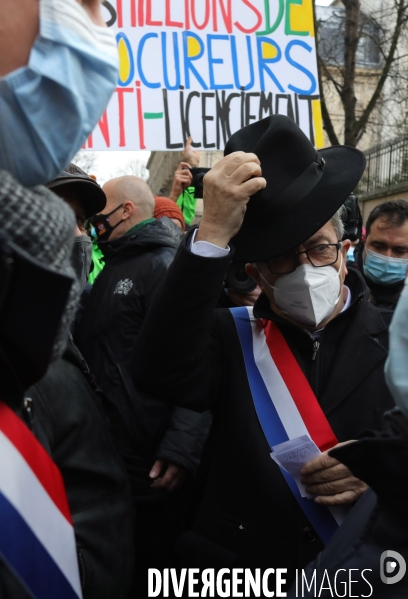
354 0 408 142
314 11 341 145
342 0 361 145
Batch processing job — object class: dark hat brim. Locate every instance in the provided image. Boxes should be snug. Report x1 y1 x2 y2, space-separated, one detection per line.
225 116 366 262
47 175 106 219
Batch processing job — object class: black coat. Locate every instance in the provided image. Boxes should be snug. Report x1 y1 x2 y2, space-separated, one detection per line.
131 234 395 579
288 409 408 598
28 339 135 599
0 562 32 599
77 218 212 499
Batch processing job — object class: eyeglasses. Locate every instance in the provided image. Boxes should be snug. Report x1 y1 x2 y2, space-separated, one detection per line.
266 243 342 274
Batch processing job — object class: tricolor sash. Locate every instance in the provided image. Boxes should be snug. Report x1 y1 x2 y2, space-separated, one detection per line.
0 400 83 599
231 306 345 545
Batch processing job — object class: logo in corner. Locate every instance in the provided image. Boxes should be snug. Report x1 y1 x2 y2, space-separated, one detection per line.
380 550 406 585
114 279 133 296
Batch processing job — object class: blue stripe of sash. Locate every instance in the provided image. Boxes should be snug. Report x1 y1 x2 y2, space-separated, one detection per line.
0 492 80 599
231 307 339 545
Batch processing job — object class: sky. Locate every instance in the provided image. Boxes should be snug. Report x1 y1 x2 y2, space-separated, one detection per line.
84 150 151 186
87 0 333 184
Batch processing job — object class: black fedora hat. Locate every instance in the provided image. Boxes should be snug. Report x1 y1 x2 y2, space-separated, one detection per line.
224 115 366 262
47 164 106 219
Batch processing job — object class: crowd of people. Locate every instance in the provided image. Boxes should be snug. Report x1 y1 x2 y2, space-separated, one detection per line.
1 1 408 598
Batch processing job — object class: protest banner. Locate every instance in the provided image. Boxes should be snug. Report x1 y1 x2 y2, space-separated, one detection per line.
86 0 324 150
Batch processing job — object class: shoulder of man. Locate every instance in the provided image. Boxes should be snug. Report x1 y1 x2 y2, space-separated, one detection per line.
347 288 390 351
128 217 183 250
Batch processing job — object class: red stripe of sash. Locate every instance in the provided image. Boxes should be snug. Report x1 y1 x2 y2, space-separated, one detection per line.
263 321 338 452
0 401 72 523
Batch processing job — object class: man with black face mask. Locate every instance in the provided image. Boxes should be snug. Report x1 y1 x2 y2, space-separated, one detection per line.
130 115 396 590
77 175 212 595
46 163 106 290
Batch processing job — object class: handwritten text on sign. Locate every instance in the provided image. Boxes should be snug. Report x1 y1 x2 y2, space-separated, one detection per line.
87 0 324 151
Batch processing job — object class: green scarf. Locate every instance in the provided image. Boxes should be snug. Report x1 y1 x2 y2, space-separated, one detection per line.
124 218 156 236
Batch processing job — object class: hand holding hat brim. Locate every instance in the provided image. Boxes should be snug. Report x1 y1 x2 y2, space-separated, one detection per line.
196 152 266 249
225 115 366 262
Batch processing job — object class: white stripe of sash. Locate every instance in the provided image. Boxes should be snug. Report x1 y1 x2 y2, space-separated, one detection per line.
247 307 310 440
0 431 82 597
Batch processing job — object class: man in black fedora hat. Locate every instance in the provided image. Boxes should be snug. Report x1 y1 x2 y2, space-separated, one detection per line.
130 115 395 585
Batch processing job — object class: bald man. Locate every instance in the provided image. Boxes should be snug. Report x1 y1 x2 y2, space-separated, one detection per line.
77 176 212 592
92 176 157 241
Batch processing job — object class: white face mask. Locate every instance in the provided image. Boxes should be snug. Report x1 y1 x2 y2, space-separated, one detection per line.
260 259 342 327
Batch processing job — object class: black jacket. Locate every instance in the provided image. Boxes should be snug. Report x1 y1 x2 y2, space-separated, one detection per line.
77 218 212 499
0 563 32 599
28 339 135 599
131 234 395 582
289 409 408 598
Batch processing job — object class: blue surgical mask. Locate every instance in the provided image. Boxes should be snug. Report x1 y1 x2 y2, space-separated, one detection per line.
385 278 408 418
346 247 355 261
0 0 118 188
363 249 408 285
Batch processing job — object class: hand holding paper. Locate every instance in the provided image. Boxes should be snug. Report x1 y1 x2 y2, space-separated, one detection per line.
300 440 368 506
271 435 321 499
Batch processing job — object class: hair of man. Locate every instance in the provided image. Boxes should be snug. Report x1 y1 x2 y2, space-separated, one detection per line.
330 206 346 241
366 200 408 236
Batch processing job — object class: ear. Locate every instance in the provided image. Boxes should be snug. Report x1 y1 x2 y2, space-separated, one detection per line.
122 201 135 220
246 263 262 287
341 240 350 277
342 239 351 253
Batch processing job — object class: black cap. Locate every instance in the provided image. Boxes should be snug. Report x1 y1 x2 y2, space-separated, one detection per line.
47 164 106 219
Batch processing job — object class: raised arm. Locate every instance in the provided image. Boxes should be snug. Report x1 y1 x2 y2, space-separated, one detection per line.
131 152 266 410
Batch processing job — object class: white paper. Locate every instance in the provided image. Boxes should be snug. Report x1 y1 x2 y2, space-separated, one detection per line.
271 435 321 498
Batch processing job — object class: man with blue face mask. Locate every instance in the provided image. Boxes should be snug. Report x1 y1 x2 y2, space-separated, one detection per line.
354 200 408 326
130 115 396 588
0 0 118 188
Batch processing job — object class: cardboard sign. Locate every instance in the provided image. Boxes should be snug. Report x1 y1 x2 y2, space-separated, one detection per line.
87 0 324 150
